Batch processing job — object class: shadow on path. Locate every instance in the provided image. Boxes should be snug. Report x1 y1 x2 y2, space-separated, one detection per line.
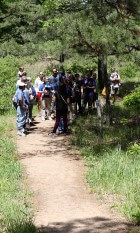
37 217 133 233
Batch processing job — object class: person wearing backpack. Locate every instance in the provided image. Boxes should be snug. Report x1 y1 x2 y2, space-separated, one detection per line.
25 77 36 126
16 81 28 137
82 70 96 113
48 83 69 135
74 73 82 115
39 76 54 121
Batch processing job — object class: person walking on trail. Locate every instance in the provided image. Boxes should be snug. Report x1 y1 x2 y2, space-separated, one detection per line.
49 68 61 90
25 77 36 126
48 83 69 136
49 68 61 113
17 67 24 79
34 72 44 93
17 67 27 79
39 77 54 121
74 73 82 115
82 70 96 112
110 68 121 103
92 73 98 109
34 72 44 116
65 71 75 123
16 81 28 137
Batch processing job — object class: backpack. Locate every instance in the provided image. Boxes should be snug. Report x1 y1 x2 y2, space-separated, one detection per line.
12 94 18 109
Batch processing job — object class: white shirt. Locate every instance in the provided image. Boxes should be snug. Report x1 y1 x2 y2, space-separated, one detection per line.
34 77 43 92
110 72 120 88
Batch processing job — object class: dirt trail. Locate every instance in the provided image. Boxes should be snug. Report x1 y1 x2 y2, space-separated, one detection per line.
17 118 131 233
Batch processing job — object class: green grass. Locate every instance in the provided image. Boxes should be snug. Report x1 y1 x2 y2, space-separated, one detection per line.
72 105 140 223
0 113 36 233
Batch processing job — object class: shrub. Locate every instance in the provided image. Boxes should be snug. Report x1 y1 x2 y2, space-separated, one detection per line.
0 56 21 113
123 86 140 112
120 62 138 80
0 115 36 233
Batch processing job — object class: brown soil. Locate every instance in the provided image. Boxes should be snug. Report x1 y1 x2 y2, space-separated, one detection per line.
17 117 133 233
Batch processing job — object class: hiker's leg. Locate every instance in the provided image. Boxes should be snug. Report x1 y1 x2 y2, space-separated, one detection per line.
17 107 26 131
62 111 68 132
78 98 82 113
74 101 78 115
58 116 63 131
41 98 46 119
88 94 93 112
29 104 33 122
83 95 88 111
46 97 51 117
53 111 61 133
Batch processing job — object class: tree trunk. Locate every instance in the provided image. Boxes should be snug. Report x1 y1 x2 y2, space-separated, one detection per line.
98 52 110 126
98 53 107 90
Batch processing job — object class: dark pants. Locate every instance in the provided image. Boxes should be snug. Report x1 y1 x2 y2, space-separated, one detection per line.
75 98 82 114
53 110 67 133
83 94 93 111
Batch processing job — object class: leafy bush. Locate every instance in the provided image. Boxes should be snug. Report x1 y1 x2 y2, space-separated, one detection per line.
0 56 22 112
127 143 140 158
123 86 140 111
120 62 138 80
0 115 36 233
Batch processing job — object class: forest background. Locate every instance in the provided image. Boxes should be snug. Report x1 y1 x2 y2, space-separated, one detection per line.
0 0 140 232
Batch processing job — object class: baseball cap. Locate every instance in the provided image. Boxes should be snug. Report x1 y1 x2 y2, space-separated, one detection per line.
18 81 27 87
27 77 32 82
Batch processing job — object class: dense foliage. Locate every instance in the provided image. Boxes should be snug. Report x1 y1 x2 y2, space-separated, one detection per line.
0 115 36 233
123 86 140 111
0 0 139 228
0 56 21 112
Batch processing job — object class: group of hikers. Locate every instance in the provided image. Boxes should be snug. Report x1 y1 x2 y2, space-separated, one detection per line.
14 67 121 137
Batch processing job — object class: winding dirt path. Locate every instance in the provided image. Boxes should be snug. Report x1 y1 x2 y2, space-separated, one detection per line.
17 117 131 233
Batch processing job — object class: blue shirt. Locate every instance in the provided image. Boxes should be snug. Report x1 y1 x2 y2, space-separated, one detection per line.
49 74 60 90
39 82 54 98
39 83 54 91
16 89 26 107
83 77 96 95
23 89 30 105
31 86 36 97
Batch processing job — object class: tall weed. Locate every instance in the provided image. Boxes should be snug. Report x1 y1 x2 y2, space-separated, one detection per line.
72 110 140 223
0 115 36 233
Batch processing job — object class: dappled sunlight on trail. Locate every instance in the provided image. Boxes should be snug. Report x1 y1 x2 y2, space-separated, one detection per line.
17 117 132 233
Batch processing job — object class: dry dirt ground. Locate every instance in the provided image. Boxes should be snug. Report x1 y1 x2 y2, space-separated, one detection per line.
17 117 133 233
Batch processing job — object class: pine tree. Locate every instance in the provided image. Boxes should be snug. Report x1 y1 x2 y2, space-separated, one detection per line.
42 0 140 88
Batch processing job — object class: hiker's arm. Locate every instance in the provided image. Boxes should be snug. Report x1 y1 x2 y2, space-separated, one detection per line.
67 98 70 105
19 99 28 111
52 95 56 103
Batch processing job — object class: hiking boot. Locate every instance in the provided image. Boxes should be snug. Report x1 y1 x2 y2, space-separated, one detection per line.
30 122 35 126
48 131 57 136
17 131 26 137
48 116 53 120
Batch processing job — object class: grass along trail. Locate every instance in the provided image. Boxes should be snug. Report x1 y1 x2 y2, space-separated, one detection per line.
17 117 132 233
